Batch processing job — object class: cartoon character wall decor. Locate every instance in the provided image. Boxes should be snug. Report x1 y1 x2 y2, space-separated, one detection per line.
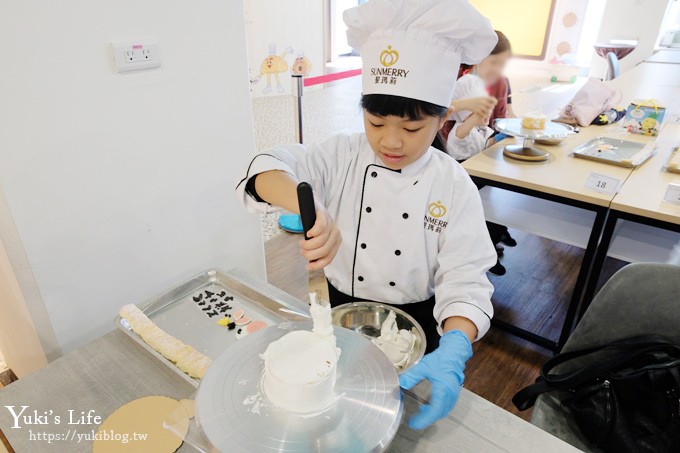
250 43 294 94
291 51 312 77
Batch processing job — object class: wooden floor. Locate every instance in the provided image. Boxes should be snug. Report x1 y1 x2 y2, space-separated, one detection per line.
264 228 627 421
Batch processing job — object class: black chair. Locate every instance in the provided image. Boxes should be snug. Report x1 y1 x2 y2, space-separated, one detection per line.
530 263 680 451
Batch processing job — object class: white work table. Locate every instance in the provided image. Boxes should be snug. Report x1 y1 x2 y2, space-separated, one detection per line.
645 49 680 65
610 61 680 88
462 120 638 352
575 62 680 306
0 326 578 452
461 60 680 351
611 125 680 225
579 122 680 307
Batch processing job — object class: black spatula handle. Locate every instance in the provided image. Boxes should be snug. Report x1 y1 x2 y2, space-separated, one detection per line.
297 182 316 240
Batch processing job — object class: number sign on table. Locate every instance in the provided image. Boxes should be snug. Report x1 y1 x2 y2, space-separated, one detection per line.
586 172 621 195
663 183 680 205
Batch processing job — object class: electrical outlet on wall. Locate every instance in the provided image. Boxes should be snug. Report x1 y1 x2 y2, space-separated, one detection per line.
112 40 161 73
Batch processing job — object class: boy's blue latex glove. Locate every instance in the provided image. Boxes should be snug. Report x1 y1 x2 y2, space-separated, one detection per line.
399 329 473 430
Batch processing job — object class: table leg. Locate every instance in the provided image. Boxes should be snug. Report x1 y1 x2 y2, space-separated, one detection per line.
557 207 608 350
579 211 619 318
490 319 558 350
470 176 611 352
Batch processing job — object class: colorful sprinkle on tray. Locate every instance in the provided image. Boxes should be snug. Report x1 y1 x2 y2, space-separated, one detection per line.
233 309 245 321
190 287 234 319
247 321 267 334
190 287 268 339
235 317 251 326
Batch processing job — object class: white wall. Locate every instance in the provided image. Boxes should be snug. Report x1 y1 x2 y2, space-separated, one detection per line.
0 1 265 355
590 0 670 78
330 0 357 60
244 0 325 97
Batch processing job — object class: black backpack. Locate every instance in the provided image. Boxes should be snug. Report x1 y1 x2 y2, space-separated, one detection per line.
513 335 680 453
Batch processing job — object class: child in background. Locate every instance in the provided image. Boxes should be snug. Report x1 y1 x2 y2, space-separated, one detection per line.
444 30 513 160
441 31 516 275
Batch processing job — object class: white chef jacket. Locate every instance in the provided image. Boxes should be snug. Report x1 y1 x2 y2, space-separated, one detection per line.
447 73 494 161
235 133 496 340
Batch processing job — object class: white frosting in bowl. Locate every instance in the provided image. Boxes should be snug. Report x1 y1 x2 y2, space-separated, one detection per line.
371 311 416 368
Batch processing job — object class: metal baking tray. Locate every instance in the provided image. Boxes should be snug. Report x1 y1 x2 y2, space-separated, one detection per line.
115 268 310 388
572 136 657 168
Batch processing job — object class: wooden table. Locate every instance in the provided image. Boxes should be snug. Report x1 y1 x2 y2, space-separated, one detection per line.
0 300 579 452
580 124 680 308
462 125 648 351
607 62 680 104
611 62 680 88
461 60 680 351
645 49 680 65
572 62 680 306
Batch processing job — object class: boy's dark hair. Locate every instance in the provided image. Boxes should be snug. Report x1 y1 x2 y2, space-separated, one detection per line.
361 94 448 121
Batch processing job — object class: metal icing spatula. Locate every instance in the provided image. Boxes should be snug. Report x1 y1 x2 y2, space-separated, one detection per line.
297 182 331 308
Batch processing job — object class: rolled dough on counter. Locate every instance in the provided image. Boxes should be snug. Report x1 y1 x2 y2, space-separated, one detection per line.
119 304 211 378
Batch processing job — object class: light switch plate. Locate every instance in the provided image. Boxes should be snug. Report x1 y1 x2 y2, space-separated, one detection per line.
112 40 161 73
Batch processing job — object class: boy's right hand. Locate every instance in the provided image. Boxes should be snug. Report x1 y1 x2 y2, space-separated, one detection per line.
299 206 342 271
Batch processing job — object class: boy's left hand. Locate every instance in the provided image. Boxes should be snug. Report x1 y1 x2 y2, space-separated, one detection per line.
399 330 472 430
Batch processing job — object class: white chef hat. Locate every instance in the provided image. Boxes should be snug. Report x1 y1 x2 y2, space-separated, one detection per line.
344 0 497 107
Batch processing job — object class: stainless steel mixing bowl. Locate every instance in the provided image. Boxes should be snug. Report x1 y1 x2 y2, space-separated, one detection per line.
331 302 426 373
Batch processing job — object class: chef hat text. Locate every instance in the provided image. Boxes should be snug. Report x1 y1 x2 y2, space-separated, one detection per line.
344 0 497 108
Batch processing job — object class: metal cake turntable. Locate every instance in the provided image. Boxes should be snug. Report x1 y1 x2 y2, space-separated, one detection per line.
195 321 403 452
494 118 575 162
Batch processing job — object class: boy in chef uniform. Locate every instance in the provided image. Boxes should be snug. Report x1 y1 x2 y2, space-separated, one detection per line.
236 0 497 430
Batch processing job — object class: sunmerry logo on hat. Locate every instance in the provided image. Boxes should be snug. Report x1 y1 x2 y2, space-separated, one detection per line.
370 44 409 87
379 45 399 67
344 0 498 107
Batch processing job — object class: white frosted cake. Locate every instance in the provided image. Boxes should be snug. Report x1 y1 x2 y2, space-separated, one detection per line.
262 303 340 413
521 112 547 130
